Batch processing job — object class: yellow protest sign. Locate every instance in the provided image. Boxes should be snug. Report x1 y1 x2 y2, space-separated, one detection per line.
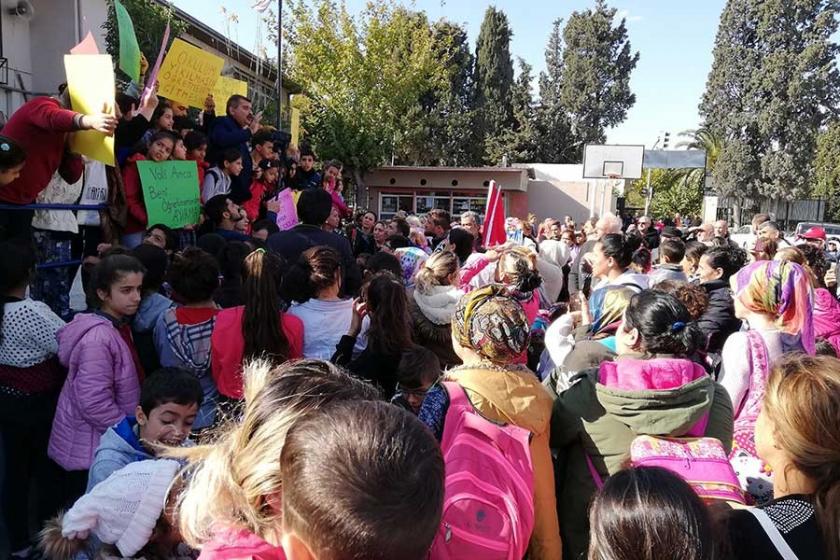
157 39 224 108
212 75 248 106
290 107 300 147
64 55 115 166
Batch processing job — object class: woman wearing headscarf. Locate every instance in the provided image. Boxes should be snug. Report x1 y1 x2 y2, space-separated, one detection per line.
420 285 561 559
551 291 733 558
722 259 814 504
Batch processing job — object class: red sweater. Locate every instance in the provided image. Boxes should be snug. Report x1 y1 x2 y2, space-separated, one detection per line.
210 306 304 399
0 97 84 204
121 153 148 234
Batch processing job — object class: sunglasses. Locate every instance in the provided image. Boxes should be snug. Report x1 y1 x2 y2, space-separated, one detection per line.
395 379 439 398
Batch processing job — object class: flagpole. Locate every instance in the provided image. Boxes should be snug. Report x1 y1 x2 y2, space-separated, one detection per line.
276 0 282 129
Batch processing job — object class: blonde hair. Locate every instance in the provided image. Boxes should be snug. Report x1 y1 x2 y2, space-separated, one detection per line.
414 251 459 294
168 359 379 547
763 354 840 560
496 246 542 293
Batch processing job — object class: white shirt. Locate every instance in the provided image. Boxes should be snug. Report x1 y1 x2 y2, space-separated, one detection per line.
287 298 369 360
719 328 784 414
0 299 66 367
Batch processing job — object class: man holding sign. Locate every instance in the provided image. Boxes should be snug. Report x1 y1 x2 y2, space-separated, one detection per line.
0 88 117 241
208 95 262 204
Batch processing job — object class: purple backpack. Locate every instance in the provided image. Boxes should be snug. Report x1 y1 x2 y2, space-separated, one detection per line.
429 382 535 560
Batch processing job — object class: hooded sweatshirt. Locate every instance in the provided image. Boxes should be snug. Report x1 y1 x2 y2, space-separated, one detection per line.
410 287 463 369
86 417 152 492
49 313 140 471
550 355 733 559
446 365 562 560
198 527 286 560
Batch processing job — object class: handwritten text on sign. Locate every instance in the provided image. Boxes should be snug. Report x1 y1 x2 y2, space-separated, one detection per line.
157 39 224 108
137 160 201 229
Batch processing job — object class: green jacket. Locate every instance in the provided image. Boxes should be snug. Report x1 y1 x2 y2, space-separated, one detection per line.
550 355 734 559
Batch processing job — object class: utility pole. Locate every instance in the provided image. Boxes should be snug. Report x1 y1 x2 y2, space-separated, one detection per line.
643 132 669 216
275 0 283 129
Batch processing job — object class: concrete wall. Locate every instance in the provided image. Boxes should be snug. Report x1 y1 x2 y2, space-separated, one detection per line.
523 164 618 223
365 167 527 193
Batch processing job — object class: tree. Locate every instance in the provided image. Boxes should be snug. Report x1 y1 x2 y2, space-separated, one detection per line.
473 7 515 163
102 0 187 82
627 169 703 218
558 0 639 157
284 0 446 201
700 0 840 201
813 121 840 220
486 58 537 164
533 19 575 163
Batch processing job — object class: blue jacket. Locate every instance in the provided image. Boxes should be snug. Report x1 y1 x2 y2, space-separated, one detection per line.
86 417 152 492
209 115 252 203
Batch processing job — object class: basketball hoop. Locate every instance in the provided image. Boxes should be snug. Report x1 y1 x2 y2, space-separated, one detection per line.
606 173 622 181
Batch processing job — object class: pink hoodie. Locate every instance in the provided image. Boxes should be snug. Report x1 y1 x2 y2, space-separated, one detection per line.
813 287 840 355
199 527 286 560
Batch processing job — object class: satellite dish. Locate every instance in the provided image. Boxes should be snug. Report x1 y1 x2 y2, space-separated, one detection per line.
7 1 35 21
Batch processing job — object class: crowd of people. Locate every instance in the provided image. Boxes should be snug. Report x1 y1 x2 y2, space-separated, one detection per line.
0 80 838 560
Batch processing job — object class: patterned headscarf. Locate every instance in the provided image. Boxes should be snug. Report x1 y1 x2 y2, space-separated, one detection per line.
451 284 530 364
733 260 815 354
589 285 636 339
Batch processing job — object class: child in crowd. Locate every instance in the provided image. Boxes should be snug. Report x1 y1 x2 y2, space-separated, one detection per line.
285 246 368 360
392 344 442 414
155 248 222 430
122 131 178 248
171 360 378 558
172 136 187 160
649 238 688 287
202 148 243 203
588 466 717 560
86 368 201 491
48 254 146 506
279 400 444 560
215 240 251 308
140 104 175 146
185 130 210 186
212 249 303 402
0 240 66 558
681 241 708 281
251 219 280 242
143 223 177 255
243 159 282 224
130 244 173 376
39 459 184 560
0 135 26 189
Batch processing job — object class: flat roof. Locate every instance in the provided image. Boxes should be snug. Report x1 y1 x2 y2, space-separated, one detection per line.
374 166 529 173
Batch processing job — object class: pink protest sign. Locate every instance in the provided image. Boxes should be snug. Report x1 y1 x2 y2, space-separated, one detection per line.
71 32 99 55
141 22 170 104
275 188 299 231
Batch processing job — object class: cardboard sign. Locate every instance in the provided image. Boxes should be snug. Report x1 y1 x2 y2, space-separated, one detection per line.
64 55 115 166
157 39 224 108
137 160 201 228
212 75 248 106
70 31 99 55
114 0 142 82
275 187 299 230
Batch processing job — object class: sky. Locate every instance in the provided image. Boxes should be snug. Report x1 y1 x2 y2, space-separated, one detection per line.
170 0 727 147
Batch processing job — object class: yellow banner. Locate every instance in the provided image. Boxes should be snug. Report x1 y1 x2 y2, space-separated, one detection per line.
64 54 115 166
212 75 248 107
157 39 224 108
290 106 300 147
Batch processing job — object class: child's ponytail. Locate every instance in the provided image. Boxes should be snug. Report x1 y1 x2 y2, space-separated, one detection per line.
38 513 87 560
0 135 25 171
241 249 290 364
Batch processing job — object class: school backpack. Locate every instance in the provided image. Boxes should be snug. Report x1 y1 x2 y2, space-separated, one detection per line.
429 382 535 560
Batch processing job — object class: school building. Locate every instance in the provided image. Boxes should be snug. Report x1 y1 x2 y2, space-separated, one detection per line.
0 0 299 121
364 164 621 223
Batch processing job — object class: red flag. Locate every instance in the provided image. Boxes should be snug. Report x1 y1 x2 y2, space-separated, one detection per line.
483 180 506 247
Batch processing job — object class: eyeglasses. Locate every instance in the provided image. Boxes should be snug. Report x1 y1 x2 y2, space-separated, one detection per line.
395 380 439 398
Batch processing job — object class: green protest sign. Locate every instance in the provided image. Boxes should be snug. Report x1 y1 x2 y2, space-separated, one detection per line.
114 0 141 82
137 160 200 229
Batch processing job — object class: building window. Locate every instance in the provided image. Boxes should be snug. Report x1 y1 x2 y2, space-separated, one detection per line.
379 194 414 220
379 191 488 220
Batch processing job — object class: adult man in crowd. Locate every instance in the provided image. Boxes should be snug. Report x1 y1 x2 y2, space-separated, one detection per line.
637 216 660 250
0 88 117 241
460 210 483 250
209 94 261 203
267 188 361 296
427 208 452 249
203 195 250 242
759 221 791 247
568 212 623 301
799 226 827 251
693 223 714 244
714 219 740 248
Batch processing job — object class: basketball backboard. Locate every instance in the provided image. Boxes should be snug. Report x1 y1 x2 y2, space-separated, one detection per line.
582 144 645 179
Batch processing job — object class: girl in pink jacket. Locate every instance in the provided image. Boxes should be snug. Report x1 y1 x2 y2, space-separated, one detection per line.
48 254 145 506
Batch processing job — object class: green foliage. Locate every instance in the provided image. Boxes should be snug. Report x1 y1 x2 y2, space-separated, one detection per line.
558 0 639 157
700 0 840 200
628 169 703 218
102 0 186 82
473 7 515 164
532 19 576 163
284 0 447 184
486 58 537 164
814 121 840 219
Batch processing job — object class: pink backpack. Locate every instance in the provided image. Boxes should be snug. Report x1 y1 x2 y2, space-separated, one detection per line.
429 382 535 560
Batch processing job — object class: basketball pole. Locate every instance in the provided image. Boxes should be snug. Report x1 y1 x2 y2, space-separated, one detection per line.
643 168 652 216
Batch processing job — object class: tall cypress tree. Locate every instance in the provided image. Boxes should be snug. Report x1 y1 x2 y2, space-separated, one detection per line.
474 7 515 163
558 0 638 157
700 0 840 201
533 18 574 163
487 58 537 163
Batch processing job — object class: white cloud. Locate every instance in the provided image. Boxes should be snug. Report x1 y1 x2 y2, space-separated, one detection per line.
616 9 643 23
